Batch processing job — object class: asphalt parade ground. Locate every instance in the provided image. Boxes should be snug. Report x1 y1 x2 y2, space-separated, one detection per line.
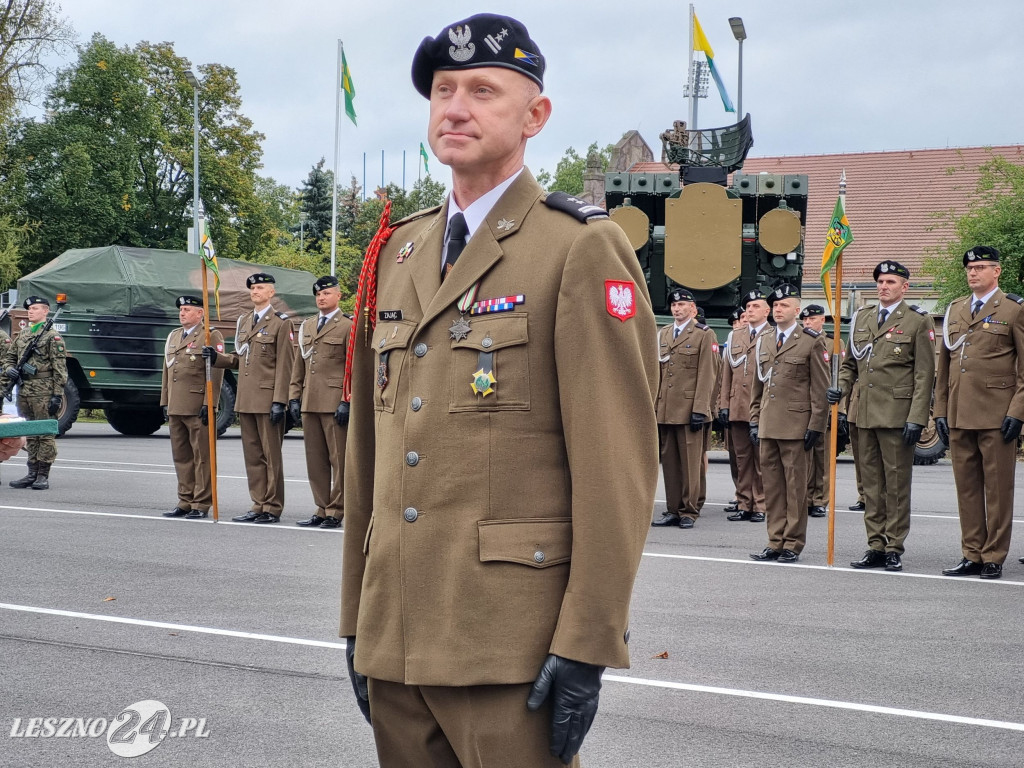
2 423 1023 767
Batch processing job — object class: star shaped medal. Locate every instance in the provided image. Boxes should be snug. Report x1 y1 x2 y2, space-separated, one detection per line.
449 282 480 341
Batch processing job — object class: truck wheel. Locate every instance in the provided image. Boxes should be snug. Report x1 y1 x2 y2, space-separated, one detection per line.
56 379 82 437
104 404 164 436
914 419 948 465
216 377 236 437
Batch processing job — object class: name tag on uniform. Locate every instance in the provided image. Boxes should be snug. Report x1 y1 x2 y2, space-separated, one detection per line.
379 310 403 322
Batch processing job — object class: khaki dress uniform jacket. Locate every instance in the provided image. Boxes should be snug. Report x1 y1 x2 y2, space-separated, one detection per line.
1 325 66 464
341 171 659 690
656 321 717 519
935 289 1024 564
839 300 935 555
750 326 829 553
213 308 292 515
160 326 225 512
289 312 352 520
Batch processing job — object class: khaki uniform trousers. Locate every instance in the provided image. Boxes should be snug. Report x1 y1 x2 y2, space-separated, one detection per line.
168 415 212 512
729 422 764 513
760 438 809 553
849 423 866 506
950 428 1016 565
660 424 705 518
806 427 830 508
239 412 285 515
858 427 914 554
725 427 739 488
368 678 577 768
302 412 346 520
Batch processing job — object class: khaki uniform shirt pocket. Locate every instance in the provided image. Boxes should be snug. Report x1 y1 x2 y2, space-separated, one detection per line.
478 517 572 568
450 314 530 412
373 320 418 413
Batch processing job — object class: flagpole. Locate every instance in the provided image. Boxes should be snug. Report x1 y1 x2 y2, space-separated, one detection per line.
199 232 219 524
331 40 343 278
687 4 695 130
826 169 847 567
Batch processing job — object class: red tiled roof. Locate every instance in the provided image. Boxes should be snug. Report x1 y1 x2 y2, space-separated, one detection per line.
627 146 1024 282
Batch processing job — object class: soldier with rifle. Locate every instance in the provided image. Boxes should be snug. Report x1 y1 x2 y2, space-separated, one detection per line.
1 296 67 490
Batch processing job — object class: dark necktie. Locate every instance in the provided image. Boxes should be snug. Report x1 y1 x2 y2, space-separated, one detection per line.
317 316 327 333
972 299 983 318
253 311 260 328
673 326 681 340
878 308 889 327
749 329 756 342
441 213 468 282
776 332 785 351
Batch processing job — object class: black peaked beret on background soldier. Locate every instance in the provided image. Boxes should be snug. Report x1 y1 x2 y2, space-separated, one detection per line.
246 272 276 288
963 245 1000 266
411 13 545 98
668 288 695 303
873 260 910 280
740 290 767 309
695 307 706 323
729 307 743 323
175 295 203 309
800 304 825 319
22 296 49 308
313 275 340 294
768 284 800 304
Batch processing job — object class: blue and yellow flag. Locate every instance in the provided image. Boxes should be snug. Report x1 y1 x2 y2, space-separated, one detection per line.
821 194 854 318
342 47 357 126
693 12 735 113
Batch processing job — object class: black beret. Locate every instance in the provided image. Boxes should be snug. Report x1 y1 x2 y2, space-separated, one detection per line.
411 14 545 99
963 245 1000 266
668 287 695 303
873 260 910 281
313 275 340 294
740 290 767 309
23 296 49 309
729 307 743 323
175 295 203 309
800 304 825 319
246 272 276 288
695 306 706 324
768 284 800 304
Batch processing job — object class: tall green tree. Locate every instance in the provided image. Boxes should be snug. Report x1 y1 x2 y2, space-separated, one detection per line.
536 142 613 194
0 0 75 121
297 158 334 254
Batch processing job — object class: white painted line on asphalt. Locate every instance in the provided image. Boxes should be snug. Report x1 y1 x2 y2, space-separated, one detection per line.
0 603 348 649
2 602 1021 734
604 674 1024 732
0 505 343 531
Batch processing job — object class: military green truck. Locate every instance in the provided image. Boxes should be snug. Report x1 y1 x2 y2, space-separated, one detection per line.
4 246 319 436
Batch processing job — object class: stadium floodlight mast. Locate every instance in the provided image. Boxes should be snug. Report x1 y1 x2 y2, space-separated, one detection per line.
729 17 747 119
184 69 201 255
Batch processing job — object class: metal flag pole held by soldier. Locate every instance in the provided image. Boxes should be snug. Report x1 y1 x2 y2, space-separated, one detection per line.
200 255 219 523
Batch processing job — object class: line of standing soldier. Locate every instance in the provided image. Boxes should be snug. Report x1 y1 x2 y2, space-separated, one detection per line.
158 273 350 527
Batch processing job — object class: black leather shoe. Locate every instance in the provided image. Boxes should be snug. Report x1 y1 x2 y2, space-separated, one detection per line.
885 552 903 572
808 506 826 518
749 511 765 523
725 500 739 512
185 509 208 519
850 550 886 569
296 515 326 527
232 511 261 523
942 558 983 576
678 516 695 529
253 513 280 524
162 507 190 518
727 509 753 521
779 549 799 563
849 501 865 511
980 563 1003 580
750 547 781 561
319 517 342 529
651 511 681 527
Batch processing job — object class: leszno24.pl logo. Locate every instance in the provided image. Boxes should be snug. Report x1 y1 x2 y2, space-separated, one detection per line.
9 699 209 757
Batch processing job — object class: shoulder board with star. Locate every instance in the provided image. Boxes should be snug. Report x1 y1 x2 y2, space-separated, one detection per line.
543 192 608 223
275 311 289 319
1007 293 1024 305
908 305 929 315
393 204 443 227
803 327 821 338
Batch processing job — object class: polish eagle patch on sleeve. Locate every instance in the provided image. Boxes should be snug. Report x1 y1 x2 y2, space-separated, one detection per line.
605 280 636 321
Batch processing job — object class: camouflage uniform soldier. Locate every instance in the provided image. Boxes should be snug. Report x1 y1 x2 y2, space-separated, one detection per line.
2 296 67 490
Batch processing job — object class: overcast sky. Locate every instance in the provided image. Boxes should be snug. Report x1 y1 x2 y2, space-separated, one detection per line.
58 0 1024 195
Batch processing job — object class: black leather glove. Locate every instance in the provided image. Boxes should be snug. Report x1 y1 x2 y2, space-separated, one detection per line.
288 399 302 426
1000 416 1023 443
835 413 850 454
3 366 20 385
526 654 603 765
826 387 843 405
803 429 822 451
749 423 759 447
47 395 62 416
344 637 371 725
199 404 208 426
716 408 729 427
335 401 350 426
689 412 706 432
934 416 949 447
201 346 217 362
269 402 285 425
902 422 923 446
162 406 168 423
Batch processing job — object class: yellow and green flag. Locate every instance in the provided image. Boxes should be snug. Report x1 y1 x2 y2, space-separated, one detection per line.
419 142 430 175
821 194 854 317
201 221 221 320
342 47 357 126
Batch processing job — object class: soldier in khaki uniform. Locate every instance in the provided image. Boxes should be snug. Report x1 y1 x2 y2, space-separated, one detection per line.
2 296 67 490
844 380 866 510
205 273 292 524
652 288 718 529
935 246 1024 580
160 296 225 519
719 307 745 503
718 290 772 523
749 285 829 563
288 275 351 529
800 304 831 519
829 260 935 572
341 15 659 767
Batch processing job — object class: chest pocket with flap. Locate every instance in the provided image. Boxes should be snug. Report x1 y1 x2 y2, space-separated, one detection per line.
373 320 418 413
450 313 530 412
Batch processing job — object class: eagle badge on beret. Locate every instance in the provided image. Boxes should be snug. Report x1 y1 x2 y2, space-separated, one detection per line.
448 24 475 62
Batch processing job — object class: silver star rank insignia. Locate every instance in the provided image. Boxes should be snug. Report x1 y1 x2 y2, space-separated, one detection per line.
496 218 514 232
448 316 471 341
